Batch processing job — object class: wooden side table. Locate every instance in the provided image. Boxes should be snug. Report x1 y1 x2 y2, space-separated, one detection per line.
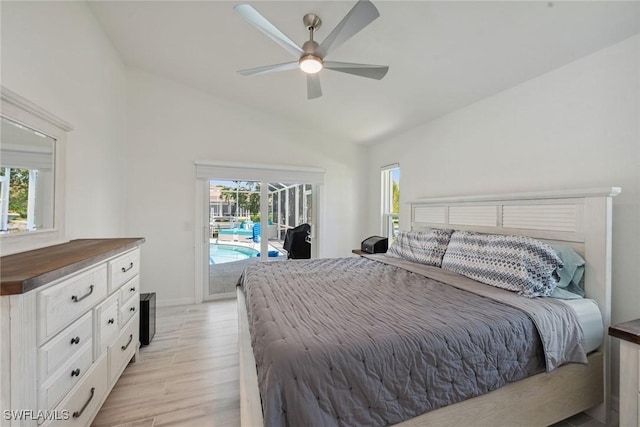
351 249 368 256
609 319 640 427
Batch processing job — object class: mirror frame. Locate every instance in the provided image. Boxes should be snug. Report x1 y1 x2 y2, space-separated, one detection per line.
0 86 72 255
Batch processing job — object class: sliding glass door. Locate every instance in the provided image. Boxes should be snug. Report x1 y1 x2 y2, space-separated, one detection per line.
205 178 317 299
267 183 313 241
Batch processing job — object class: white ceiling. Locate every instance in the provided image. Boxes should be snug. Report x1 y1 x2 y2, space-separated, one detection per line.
89 1 640 144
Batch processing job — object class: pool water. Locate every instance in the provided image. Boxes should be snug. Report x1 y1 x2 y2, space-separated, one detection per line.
209 244 259 264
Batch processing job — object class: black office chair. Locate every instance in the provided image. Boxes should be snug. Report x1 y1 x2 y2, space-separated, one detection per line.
283 223 311 259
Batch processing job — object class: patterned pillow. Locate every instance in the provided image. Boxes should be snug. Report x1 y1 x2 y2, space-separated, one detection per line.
441 231 563 298
385 229 454 267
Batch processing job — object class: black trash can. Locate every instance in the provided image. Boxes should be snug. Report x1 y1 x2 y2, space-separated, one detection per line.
140 292 156 346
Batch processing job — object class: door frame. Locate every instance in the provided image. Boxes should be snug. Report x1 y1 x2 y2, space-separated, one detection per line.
194 162 324 303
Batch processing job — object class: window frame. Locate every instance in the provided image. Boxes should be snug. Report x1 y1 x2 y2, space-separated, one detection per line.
380 164 399 239
0 86 72 255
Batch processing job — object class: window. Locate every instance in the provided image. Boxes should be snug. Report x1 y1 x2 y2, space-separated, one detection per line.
381 164 399 239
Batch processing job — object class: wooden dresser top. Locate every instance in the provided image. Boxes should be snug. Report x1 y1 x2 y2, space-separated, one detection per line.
609 319 640 345
1 238 145 295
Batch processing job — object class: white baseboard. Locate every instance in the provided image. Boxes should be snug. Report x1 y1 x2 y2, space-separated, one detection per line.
611 395 620 427
155 294 236 307
155 297 196 307
204 292 236 301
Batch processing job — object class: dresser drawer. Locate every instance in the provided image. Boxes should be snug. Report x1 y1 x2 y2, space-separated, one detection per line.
38 311 92 385
110 313 139 384
119 276 140 306
120 292 139 327
37 265 108 345
39 341 93 411
109 249 140 293
95 293 120 357
47 353 109 427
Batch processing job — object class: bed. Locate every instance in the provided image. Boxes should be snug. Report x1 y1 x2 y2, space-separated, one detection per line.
237 188 620 426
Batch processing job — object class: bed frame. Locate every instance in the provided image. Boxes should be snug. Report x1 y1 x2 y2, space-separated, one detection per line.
237 187 620 426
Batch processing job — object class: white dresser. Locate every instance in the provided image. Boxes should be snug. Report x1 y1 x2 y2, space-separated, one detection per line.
0 238 145 426
610 319 640 427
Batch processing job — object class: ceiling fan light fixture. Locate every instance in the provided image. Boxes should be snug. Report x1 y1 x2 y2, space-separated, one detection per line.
235 2 388 99
299 55 323 74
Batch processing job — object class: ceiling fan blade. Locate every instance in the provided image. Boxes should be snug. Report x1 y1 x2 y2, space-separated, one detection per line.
316 0 380 58
237 61 299 76
234 4 304 58
324 61 389 80
306 74 322 99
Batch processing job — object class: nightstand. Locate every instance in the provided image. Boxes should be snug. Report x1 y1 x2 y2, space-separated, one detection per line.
352 249 367 256
609 319 640 427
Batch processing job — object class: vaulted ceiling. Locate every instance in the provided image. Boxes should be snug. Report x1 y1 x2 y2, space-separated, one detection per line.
89 1 640 144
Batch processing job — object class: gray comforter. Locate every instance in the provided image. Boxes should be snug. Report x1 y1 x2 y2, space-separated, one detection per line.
240 256 587 427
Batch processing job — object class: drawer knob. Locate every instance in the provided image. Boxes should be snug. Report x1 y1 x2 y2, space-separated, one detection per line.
71 285 94 303
72 387 95 418
71 368 81 377
130 306 136 312
121 334 133 351
121 262 134 273
108 318 115 325
70 336 80 345
130 287 136 292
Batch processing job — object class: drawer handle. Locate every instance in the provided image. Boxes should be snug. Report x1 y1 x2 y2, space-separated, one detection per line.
71 368 81 377
72 387 95 418
130 286 136 292
108 318 115 325
130 306 136 312
121 262 134 273
71 285 94 303
70 336 80 345
121 334 133 351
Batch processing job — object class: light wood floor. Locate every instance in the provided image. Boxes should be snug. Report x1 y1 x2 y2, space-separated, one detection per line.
92 300 239 427
93 299 605 427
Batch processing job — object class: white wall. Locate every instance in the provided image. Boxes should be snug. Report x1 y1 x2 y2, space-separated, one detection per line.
124 68 367 306
368 34 639 324
1 1 127 238
1 1 367 307
367 35 640 402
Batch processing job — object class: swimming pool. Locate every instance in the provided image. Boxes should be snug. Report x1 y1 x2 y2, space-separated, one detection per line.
209 244 259 264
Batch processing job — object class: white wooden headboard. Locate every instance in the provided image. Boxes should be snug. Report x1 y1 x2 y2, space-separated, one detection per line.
410 187 620 421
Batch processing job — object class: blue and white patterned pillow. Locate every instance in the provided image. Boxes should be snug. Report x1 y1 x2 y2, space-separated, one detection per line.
385 229 454 267
441 231 563 298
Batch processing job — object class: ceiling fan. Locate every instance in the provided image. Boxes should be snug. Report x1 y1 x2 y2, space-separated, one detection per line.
234 0 389 100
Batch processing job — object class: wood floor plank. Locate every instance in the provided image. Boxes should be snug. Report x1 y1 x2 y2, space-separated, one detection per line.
93 300 241 427
110 418 156 427
152 398 240 427
100 379 168 409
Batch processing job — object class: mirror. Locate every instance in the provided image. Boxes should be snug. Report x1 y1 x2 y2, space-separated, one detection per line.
1 86 71 255
0 117 56 234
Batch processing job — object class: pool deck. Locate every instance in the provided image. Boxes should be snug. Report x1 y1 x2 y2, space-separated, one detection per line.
208 239 286 297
